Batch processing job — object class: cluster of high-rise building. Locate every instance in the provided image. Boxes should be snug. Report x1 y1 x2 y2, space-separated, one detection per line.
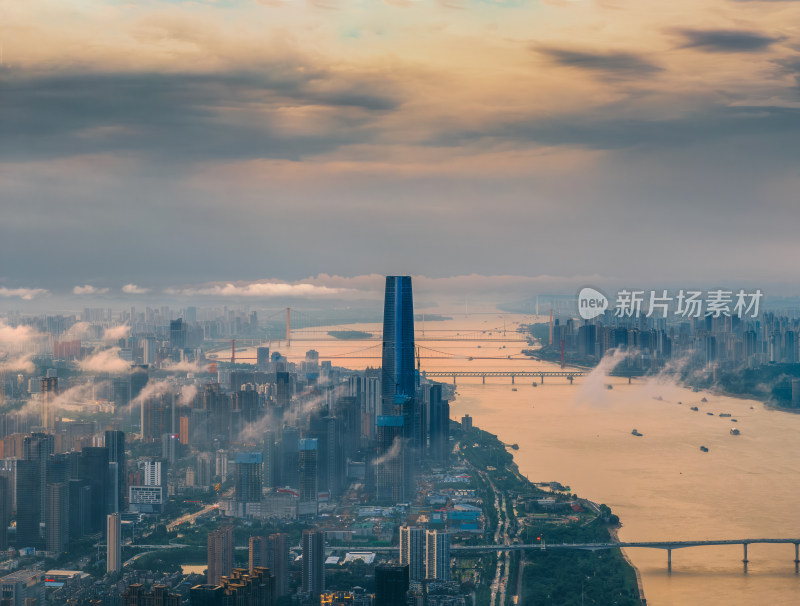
198 526 450 605
399 527 450 583
198 529 292 604
189 568 275 606
0 429 125 556
0 276 465 604
180 277 452 522
547 308 800 371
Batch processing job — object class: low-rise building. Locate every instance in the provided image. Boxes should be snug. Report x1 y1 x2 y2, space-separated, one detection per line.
0 569 44 606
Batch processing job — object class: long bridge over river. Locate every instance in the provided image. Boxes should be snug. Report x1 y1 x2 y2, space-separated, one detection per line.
421 369 662 383
422 370 585 384
328 538 800 572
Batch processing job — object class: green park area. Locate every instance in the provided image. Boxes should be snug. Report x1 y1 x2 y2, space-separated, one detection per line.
456 422 642 605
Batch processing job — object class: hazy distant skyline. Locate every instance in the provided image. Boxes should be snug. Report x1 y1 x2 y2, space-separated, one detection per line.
3 0 800 298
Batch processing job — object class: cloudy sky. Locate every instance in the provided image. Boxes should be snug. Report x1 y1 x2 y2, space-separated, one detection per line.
2 0 800 304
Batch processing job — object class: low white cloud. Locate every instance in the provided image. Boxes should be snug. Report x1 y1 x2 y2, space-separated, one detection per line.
130 379 176 410
162 273 605 303
162 359 210 373
50 383 104 412
17 381 112 418
166 281 351 298
77 347 132 374
0 287 49 300
73 284 110 295
103 324 130 342
237 385 344 443
303 274 384 293
178 384 198 407
122 284 150 294
0 322 46 360
0 321 41 347
61 321 92 341
0 354 35 374
577 348 636 404
372 436 404 466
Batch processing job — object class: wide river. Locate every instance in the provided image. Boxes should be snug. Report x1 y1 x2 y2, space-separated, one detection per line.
232 310 800 605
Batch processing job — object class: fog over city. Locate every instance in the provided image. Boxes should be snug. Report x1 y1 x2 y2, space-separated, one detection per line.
3 1 800 605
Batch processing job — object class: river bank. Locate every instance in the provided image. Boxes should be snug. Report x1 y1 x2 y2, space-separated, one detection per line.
522 321 800 412
450 371 800 606
456 420 643 605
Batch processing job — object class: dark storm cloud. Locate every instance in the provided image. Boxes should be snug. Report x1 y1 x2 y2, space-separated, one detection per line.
774 56 800 80
427 105 800 152
536 47 662 78
678 29 780 52
0 68 400 161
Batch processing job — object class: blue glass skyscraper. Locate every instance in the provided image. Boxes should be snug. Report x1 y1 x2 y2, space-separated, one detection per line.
376 276 418 502
381 275 416 411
